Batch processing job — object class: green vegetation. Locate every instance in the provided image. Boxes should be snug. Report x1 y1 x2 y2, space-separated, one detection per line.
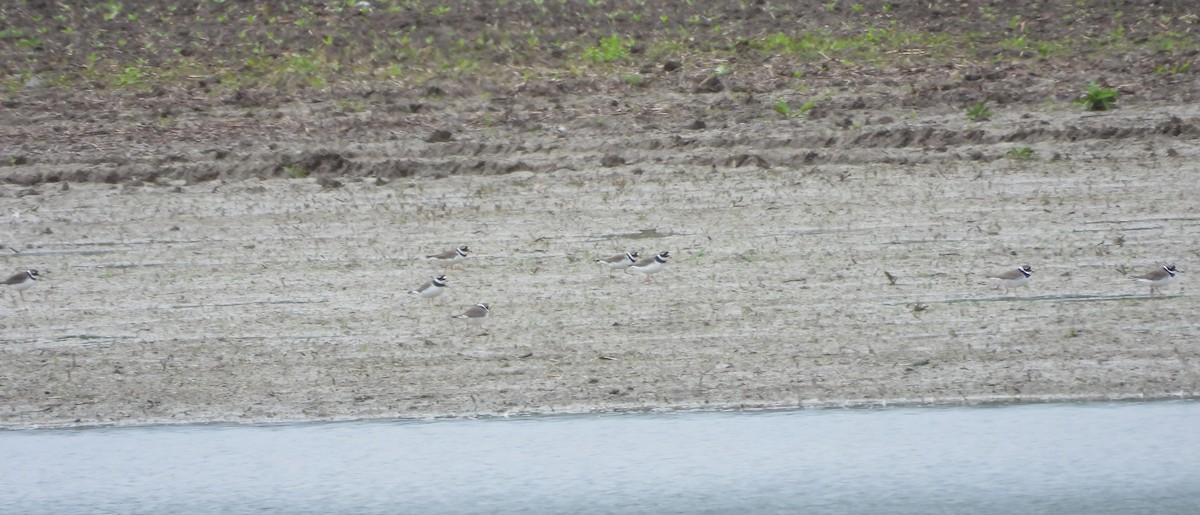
282 165 309 178
0 2 1196 100
1154 62 1191 75
773 98 816 118
966 101 993 122
773 99 791 117
1074 82 1119 111
1007 147 1037 160
756 27 954 65
582 34 633 63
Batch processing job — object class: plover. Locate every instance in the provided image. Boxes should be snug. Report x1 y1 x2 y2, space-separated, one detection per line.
409 275 448 304
1131 264 1179 295
451 303 490 334
427 245 470 269
989 265 1032 295
628 251 670 284
596 251 639 276
3 269 40 301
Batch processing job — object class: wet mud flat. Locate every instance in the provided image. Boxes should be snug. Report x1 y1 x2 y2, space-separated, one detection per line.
2 100 1198 427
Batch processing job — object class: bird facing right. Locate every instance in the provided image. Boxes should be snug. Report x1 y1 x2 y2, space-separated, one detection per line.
427 245 471 270
409 274 448 304
989 265 1032 295
2 269 40 301
596 251 639 276
451 303 490 334
628 251 670 284
1131 264 1179 295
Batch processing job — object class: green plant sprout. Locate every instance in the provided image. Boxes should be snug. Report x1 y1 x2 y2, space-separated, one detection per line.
1075 82 1118 111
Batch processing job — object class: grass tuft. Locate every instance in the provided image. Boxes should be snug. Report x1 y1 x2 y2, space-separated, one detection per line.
582 34 633 63
1074 81 1119 111
1007 147 1036 160
966 101 992 122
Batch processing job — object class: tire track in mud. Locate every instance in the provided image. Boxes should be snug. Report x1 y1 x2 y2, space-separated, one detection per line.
2 105 1198 186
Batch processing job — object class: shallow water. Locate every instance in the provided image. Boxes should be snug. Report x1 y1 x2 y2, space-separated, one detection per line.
3 402 1199 514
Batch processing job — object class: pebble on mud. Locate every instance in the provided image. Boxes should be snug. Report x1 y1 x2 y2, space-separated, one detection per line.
600 154 625 167
427 129 454 143
695 75 724 93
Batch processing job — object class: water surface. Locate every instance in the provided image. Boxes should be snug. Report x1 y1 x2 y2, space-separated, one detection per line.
2 402 1198 514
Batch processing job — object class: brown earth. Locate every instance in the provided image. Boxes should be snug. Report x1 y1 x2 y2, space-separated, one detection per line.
1 1 1199 428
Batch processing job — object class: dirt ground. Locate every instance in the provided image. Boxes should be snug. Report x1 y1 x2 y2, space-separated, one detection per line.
2 1 1199 428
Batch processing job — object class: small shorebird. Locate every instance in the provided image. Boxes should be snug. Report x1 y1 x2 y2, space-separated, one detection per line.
409 275 448 304
628 251 670 284
451 303 490 334
596 251 639 276
2 269 40 301
427 245 470 270
989 265 1032 295
1131 264 1179 295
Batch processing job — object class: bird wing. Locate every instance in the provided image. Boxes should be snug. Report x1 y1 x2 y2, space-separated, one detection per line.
1134 269 1166 281
990 269 1022 280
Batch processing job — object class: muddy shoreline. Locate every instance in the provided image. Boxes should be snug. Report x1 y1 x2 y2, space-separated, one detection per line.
3 1 1200 429
2 125 1198 428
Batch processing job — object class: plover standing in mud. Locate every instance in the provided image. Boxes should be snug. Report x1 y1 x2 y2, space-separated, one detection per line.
409 275 448 304
628 251 670 284
451 303 491 334
427 245 471 270
1131 264 1179 295
596 251 640 276
2 269 40 301
989 265 1032 295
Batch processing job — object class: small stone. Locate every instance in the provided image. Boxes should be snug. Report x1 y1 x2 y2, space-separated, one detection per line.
600 154 625 167
695 75 724 93
427 129 453 143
